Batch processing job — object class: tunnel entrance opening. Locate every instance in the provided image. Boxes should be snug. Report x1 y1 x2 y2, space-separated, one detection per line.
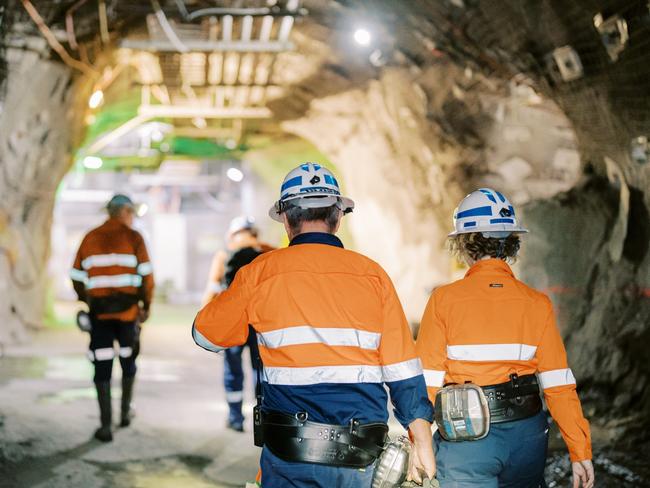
2 1 650 486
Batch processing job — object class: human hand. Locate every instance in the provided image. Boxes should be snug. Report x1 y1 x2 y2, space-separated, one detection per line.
572 460 595 488
407 419 436 484
138 308 150 323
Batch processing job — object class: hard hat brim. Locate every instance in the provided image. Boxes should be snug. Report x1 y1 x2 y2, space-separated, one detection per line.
269 195 355 222
448 226 529 237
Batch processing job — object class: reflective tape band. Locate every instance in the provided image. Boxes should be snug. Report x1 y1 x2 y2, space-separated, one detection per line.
257 326 381 350
423 369 446 388
87 350 95 362
225 390 244 403
192 325 226 353
82 253 138 270
119 347 133 358
70 268 88 283
382 358 423 382
93 348 115 361
447 343 537 362
137 262 153 276
263 364 383 386
538 368 576 389
87 274 142 289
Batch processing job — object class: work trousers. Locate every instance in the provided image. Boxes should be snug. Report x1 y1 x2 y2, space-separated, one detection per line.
89 319 139 383
224 325 261 425
260 447 375 488
435 410 548 488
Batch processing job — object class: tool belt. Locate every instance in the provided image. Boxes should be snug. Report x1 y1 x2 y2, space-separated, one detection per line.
89 293 139 315
260 410 388 468
483 374 542 424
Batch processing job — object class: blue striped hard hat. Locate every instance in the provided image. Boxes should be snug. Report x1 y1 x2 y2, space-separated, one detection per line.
449 188 528 237
269 163 354 222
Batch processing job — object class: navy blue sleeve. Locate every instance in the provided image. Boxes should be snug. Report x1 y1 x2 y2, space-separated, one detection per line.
386 374 434 428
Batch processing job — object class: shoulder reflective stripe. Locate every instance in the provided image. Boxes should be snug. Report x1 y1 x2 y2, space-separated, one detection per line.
93 348 115 361
192 325 226 353
447 344 537 361
423 369 446 387
70 268 88 283
382 358 423 382
225 390 244 403
257 326 381 350
119 347 133 358
86 274 143 289
137 262 153 276
82 253 138 270
263 365 383 385
538 368 576 389
456 206 493 219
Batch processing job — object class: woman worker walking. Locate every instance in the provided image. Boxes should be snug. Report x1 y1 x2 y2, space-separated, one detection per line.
416 188 594 488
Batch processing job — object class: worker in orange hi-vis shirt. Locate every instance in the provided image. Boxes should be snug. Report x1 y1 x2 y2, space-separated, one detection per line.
193 163 435 488
416 188 594 488
70 194 154 443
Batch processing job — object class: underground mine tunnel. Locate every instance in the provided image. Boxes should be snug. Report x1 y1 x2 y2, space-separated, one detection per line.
0 0 649 487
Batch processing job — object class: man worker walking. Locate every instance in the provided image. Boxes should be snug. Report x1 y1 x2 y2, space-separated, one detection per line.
193 163 435 487
70 194 154 442
202 216 274 432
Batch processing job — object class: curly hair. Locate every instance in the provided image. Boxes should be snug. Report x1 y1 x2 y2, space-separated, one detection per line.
448 232 521 264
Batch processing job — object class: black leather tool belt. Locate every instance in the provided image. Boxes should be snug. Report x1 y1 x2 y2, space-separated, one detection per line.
483 374 542 424
89 293 138 315
261 410 388 468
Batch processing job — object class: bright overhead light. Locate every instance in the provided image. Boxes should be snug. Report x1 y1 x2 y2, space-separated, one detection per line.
82 156 103 169
88 90 104 109
227 167 244 182
192 117 207 129
353 28 371 46
136 203 149 217
225 139 237 150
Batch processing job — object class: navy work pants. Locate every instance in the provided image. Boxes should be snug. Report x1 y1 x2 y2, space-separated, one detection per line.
224 325 261 425
260 447 375 487
435 411 548 488
89 319 139 383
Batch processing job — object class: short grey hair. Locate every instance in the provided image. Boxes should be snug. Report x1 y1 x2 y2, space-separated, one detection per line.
285 204 341 235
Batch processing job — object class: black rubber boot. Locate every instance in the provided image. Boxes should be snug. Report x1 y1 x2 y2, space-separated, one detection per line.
94 382 113 442
120 376 135 427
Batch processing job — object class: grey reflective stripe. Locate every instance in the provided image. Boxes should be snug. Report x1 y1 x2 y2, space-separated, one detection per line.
70 268 88 283
192 324 226 353
225 390 244 403
137 262 153 276
86 274 143 289
119 347 133 358
93 348 115 361
82 253 138 269
382 358 423 382
256 326 381 350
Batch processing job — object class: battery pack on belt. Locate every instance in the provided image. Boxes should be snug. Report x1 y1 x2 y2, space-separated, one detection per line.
483 373 542 424
261 410 388 468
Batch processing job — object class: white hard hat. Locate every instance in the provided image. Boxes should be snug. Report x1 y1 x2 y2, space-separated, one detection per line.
228 215 256 236
449 188 528 237
268 162 354 222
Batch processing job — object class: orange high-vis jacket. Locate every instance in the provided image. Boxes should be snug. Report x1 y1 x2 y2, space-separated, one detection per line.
193 233 433 429
71 218 154 322
415 259 592 462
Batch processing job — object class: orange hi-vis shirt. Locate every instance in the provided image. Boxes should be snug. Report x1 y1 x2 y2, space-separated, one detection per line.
193 232 433 428
71 218 154 322
415 259 591 462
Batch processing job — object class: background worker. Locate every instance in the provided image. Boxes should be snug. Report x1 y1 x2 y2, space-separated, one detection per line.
70 194 154 442
193 163 435 487
202 216 274 432
416 188 593 488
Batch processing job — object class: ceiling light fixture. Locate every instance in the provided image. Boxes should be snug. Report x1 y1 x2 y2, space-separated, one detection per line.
227 167 244 182
88 90 104 109
82 156 103 169
353 28 371 46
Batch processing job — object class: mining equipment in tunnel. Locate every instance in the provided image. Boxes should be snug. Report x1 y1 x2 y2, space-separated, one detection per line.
0 0 650 486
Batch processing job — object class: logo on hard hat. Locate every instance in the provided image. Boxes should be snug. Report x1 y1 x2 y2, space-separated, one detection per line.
499 207 512 217
310 175 321 185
